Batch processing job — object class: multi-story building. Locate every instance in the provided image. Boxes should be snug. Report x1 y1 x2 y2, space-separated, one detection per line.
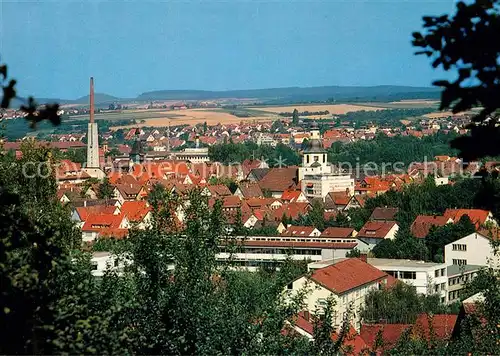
172 147 210 163
286 258 388 331
367 258 448 303
447 264 481 304
444 232 500 268
256 133 277 147
299 124 354 199
217 235 359 271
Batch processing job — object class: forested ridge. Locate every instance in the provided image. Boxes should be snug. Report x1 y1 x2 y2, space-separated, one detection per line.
328 132 459 167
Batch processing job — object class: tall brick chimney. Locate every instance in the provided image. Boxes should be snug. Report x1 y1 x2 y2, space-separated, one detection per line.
89 77 95 123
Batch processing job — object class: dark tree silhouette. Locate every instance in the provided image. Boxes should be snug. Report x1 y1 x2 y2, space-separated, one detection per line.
412 0 500 161
292 108 299 125
0 58 60 128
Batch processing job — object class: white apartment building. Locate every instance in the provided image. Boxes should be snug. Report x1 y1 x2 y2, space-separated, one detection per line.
217 235 359 271
256 133 277 147
444 232 500 268
172 147 210 163
367 258 448 303
286 258 388 331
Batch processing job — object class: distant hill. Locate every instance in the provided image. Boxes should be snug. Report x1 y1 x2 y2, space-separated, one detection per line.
136 85 441 103
71 93 121 104
4 85 441 108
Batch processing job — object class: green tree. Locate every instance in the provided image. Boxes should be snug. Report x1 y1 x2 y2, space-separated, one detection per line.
412 0 500 161
362 282 448 324
105 147 121 157
97 177 115 200
425 215 475 262
0 143 127 354
292 108 299 126
309 199 326 230
345 248 361 258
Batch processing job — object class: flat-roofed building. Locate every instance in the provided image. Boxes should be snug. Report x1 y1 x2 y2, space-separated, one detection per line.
368 258 448 303
447 264 481 304
217 235 359 271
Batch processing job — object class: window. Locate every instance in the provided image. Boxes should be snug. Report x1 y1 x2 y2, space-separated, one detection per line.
453 259 467 266
452 244 467 251
316 298 327 312
435 268 446 277
91 262 98 271
287 282 293 290
400 271 416 279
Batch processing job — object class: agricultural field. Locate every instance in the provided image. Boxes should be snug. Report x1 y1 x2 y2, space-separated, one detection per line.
65 101 450 130
99 108 276 129
250 104 384 115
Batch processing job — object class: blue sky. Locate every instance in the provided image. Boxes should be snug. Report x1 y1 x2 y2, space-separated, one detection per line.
0 0 455 99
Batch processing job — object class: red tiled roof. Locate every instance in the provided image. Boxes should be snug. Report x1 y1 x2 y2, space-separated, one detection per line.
434 155 450 162
281 225 317 236
310 258 387 294
99 228 129 239
384 274 400 289
358 221 397 240
281 189 303 202
328 191 351 206
320 227 356 239
207 184 232 197
290 312 368 355
370 207 399 221
221 195 242 208
360 324 411 351
237 182 263 198
293 311 314 335
444 209 491 228
271 202 310 221
245 197 280 208
230 240 357 249
120 201 151 222
76 205 117 221
332 325 369 356
414 313 457 341
411 215 451 238
2 140 86 151
258 167 298 192
81 213 126 231
241 159 265 176
115 183 142 198
349 194 370 208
